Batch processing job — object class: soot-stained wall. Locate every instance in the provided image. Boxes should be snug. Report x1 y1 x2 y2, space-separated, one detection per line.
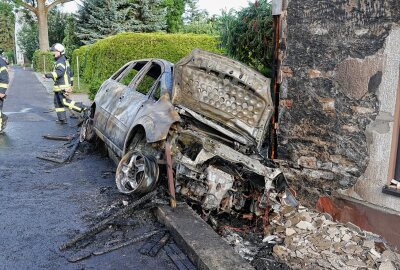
277 0 400 210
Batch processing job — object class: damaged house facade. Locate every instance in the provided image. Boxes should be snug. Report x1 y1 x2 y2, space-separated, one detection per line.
276 0 400 213
81 0 400 250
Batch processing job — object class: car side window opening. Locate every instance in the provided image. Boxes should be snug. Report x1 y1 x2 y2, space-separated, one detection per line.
111 63 130 81
118 61 147 86
134 63 162 95
152 81 162 101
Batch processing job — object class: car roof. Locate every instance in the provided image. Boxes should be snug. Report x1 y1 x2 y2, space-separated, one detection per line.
126 58 174 69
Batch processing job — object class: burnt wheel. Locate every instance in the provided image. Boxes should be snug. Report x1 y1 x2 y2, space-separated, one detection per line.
115 151 159 194
80 118 95 142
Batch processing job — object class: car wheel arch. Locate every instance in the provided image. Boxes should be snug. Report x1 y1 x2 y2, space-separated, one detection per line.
123 125 147 154
90 102 96 118
123 119 179 155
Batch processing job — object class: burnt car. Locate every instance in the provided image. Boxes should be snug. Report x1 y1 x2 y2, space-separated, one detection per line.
82 49 296 214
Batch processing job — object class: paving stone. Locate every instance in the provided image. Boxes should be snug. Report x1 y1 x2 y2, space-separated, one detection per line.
370 248 382 259
346 259 367 268
382 250 398 261
333 236 341 242
285 215 302 227
273 245 290 259
342 233 352 242
296 221 314 231
300 212 312 223
342 243 357 254
280 205 297 217
379 261 396 270
285 228 296 236
296 250 304 259
363 240 375 249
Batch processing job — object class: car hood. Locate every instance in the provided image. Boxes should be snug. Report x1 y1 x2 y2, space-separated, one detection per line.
172 49 274 149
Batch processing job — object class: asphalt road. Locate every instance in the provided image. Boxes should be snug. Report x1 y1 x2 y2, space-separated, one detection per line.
0 67 177 270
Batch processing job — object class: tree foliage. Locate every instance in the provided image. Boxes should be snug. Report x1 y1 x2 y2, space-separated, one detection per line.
0 1 15 53
18 22 38 61
76 0 124 44
76 0 167 45
48 8 67 46
219 0 273 76
180 16 220 35
12 0 74 50
121 0 167 32
62 15 79 58
163 0 185 33
18 9 67 61
183 0 202 23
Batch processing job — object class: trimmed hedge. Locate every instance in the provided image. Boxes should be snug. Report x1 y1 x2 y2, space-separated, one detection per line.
72 33 223 99
32 50 53 72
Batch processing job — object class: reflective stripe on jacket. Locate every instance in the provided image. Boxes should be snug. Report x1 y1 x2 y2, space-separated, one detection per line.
45 55 73 92
0 57 9 94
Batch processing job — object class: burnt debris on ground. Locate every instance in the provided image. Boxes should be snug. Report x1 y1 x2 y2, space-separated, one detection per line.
37 132 81 164
59 187 195 269
39 123 400 270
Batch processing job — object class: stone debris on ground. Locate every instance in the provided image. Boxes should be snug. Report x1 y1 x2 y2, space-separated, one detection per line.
220 197 400 270
269 204 400 270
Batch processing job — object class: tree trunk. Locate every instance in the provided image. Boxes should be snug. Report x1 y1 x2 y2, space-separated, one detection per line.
37 0 49 51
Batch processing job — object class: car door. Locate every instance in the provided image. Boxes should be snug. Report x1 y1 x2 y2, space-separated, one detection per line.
107 61 165 150
93 62 131 134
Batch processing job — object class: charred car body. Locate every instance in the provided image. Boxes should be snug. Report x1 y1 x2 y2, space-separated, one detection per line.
82 49 296 215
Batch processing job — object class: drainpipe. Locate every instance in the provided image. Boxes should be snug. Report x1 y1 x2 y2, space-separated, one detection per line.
270 0 282 159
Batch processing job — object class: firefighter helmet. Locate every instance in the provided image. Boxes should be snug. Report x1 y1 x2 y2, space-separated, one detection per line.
50 43 65 54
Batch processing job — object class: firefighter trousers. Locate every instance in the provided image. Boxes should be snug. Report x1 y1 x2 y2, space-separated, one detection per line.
0 97 8 132
54 91 86 121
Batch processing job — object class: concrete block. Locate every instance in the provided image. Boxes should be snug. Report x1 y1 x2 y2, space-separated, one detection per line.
155 204 254 270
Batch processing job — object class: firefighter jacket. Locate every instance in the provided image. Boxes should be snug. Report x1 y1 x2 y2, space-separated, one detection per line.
0 57 9 95
45 55 74 92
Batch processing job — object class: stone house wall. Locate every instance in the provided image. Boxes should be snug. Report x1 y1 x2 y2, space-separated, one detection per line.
277 0 400 211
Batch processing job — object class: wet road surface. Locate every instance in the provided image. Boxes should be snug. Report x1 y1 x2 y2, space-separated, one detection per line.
0 67 177 270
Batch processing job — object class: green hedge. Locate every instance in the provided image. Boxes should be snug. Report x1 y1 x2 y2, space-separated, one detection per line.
32 50 53 72
4 50 14 64
72 33 223 99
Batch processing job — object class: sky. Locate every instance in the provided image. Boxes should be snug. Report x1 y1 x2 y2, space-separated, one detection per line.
61 0 251 15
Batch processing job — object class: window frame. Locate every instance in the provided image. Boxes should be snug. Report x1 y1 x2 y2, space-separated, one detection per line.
130 61 164 98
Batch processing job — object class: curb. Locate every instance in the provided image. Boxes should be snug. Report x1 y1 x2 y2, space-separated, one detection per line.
34 72 53 94
155 203 254 270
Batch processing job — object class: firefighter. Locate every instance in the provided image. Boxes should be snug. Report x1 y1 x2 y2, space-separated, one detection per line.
45 43 86 124
0 48 9 133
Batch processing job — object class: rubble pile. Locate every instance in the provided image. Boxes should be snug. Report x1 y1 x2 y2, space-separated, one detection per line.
220 198 400 270
268 205 400 270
